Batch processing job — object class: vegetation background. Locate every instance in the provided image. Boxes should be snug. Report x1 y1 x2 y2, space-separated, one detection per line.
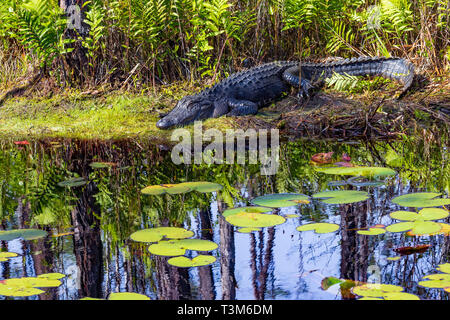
0 0 448 92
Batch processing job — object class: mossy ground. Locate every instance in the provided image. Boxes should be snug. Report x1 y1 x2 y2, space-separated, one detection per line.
0 74 448 143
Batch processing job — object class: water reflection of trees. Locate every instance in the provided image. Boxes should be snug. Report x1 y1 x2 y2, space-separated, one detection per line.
0 137 448 300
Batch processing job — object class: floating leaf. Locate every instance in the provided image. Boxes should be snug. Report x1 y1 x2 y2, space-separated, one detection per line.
347 176 384 187
296 223 339 234
167 255 216 268
37 273 66 280
387 257 401 261
130 227 194 243
312 190 369 204
315 166 396 178
108 292 151 300
357 226 386 236
57 177 87 188
251 193 309 208
352 283 403 297
383 292 420 300
237 227 261 233
285 214 300 219
407 223 450 236
391 192 450 208
223 206 272 218
0 252 18 262
225 211 286 228
438 263 450 274
178 181 223 193
393 244 431 256
148 239 218 257
0 229 47 241
141 184 191 195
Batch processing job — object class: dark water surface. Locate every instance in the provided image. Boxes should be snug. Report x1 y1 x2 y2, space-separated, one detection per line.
0 137 448 300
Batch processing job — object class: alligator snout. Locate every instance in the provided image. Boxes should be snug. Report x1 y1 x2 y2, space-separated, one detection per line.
156 117 173 129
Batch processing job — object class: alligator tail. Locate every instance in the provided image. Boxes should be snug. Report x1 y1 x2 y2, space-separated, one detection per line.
303 57 415 97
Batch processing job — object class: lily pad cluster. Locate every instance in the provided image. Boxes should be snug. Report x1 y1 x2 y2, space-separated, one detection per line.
130 227 217 268
386 208 449 235
0 273 66 297
141 181 223 195
418 263 450 293
351 283 420 300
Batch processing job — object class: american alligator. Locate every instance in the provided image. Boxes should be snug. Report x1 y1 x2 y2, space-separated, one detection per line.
156 57 415 129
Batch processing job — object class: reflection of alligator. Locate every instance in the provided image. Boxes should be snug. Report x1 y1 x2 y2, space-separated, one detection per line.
156 57 415 129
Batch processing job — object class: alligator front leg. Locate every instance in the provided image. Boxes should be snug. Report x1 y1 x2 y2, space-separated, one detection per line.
283 66 316 103
226 98 259 117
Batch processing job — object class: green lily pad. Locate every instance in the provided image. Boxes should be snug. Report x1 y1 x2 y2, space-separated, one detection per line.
312 190 369 204
0 252 18 262
167 255 216 268
57 177 88 188
382 292 420 300
148 239 218 257
315 166 396 178
108 292 151 300
130 227 194 243
222 206 272 218
178 181 223 193
225 211 286 228
357 226 386 236
347 176 385 187
37 273 66 280
250 193 310 208
391 192 450 208
387 257 401 261
352 283 403 297
296 223 339 234
237 227 261 233
0 229 47 241
438 263 450 274
141 184 191 195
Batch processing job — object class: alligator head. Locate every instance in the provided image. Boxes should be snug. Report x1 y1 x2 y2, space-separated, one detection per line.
156 94 218 129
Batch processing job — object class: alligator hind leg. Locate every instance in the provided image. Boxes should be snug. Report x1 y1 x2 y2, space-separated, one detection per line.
226 98 258 117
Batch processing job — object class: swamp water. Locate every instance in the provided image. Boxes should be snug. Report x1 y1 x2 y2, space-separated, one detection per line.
0 137 448 300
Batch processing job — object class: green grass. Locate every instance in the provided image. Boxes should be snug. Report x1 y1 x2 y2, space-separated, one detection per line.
0 88 237 142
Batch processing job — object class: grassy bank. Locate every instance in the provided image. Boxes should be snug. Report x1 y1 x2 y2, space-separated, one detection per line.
0 73 448 143
0 84 238 141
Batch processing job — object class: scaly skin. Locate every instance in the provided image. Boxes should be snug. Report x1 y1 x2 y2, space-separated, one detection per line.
156 57 415 129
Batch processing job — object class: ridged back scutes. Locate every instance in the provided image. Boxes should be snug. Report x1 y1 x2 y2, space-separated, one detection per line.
199 61 298 96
